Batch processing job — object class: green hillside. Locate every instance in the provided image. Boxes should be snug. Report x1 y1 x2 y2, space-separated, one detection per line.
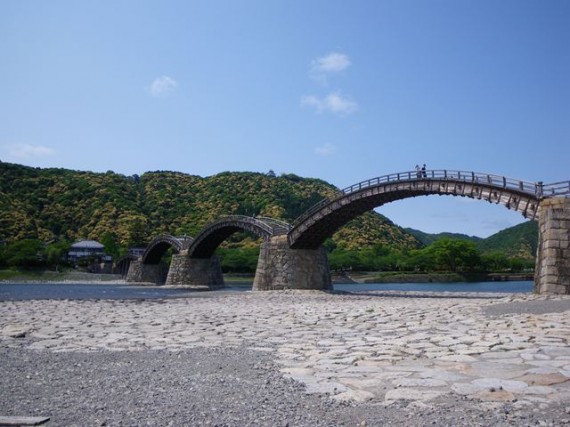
0 162 419 251
407 222 538 260
477 221 538 260
405 228 481 246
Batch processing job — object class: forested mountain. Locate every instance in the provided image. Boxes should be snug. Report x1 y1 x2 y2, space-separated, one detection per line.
407 222 538 260
477 221 538 260
0 162 419 251
405 228 481 247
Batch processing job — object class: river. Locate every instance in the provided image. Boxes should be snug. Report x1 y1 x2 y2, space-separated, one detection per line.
334 280 533 293
0 280 533 301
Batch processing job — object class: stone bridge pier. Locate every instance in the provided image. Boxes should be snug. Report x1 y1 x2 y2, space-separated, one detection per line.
165 253 224 290
253 235 332 291
535 198 570 294
125 260 164 284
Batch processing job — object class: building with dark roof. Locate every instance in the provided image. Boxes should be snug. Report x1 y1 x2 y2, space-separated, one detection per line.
67 240 109 262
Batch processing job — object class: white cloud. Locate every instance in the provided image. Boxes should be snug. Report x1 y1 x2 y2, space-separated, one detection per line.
311 52 351 73
148 75 178 97
6 143 54 158
325 92 358 115
315 143 337 156
301 92 358 116
310 52 351 85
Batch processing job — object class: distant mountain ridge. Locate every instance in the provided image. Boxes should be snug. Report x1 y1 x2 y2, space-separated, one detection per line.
406 221 538 260
477 221 538 260
405 229 482 246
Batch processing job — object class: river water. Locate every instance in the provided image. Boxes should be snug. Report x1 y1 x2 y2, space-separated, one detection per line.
0 280 533 301
334 281 533 293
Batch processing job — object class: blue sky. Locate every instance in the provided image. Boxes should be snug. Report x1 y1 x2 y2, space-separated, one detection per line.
1 0 569 238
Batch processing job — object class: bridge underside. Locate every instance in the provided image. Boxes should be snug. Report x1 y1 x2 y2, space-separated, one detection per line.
141 234 191 265
190 226 256 258
290 180 539 249
144 242 176 264
188 216 285 259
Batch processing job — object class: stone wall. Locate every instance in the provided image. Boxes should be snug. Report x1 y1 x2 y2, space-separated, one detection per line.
253 235 331 291
535 198 570 294
125 260 164 284
125 260 143 282
165 254 224 289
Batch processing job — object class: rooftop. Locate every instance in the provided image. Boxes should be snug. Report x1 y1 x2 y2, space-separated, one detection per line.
70 240 104 249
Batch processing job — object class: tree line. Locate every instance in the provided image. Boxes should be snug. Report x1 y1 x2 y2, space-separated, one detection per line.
0 237 533 275
217 238 534 275
326 238 534 274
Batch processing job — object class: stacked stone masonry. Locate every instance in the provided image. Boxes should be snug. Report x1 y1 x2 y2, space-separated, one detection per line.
125 260 163 284
535 198 570 294
253 235 331 291
165 253 224 289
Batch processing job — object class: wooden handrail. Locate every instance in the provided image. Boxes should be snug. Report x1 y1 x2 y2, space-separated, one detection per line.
291 169 570 228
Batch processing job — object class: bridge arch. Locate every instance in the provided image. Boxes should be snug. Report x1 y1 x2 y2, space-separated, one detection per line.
288 170 559 249
187 215 291 258
141 234 193 264
113 254 138 277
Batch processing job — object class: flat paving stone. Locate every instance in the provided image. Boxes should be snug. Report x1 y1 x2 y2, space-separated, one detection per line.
1 290 569 407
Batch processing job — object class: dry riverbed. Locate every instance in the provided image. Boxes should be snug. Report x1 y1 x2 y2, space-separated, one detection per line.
1 289 570 426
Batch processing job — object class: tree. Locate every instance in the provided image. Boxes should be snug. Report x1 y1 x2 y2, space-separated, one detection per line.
44 241 70 270
0 245 7 268
101 232 121 260
4 239 44 268
328 249 361 271
425 239 481 272
403 248 435 272
124 215 149 247
218 247 259 273
481 252 510 272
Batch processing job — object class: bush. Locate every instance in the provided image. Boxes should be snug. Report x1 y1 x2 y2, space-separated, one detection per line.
4 239 44 268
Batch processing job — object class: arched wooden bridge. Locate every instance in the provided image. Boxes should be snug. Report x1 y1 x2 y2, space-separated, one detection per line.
188 215 291 258
127 169 570 294
289 169 568 249
141 234 193 264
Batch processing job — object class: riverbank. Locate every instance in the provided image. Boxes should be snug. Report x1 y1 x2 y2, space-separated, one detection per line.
334 271 534 284
0 269 125 284
1 291 569 425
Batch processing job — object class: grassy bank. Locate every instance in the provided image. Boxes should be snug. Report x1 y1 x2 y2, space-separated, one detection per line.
0 268 68 282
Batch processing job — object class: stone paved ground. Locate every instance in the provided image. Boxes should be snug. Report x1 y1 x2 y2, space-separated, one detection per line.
1 290 570 414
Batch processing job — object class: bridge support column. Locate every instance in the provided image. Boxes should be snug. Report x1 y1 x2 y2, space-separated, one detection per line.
165 254 225 290
253 235 331 291
535 198 570 294
125 260 163 284
125 260 142 282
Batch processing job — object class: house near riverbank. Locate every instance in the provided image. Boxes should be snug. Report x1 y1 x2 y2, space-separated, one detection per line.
67 240 111 263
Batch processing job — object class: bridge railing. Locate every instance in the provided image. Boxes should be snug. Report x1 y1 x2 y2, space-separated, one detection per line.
292 170 569 228
201 215 276 236
542 181 570 197
340 170 541 195
256 216 293 231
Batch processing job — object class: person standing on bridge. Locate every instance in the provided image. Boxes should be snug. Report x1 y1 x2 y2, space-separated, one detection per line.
416 165 421 178
422 164 427 178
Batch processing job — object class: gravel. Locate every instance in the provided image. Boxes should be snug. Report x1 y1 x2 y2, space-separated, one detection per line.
484 298 570 317
1 346 569 427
